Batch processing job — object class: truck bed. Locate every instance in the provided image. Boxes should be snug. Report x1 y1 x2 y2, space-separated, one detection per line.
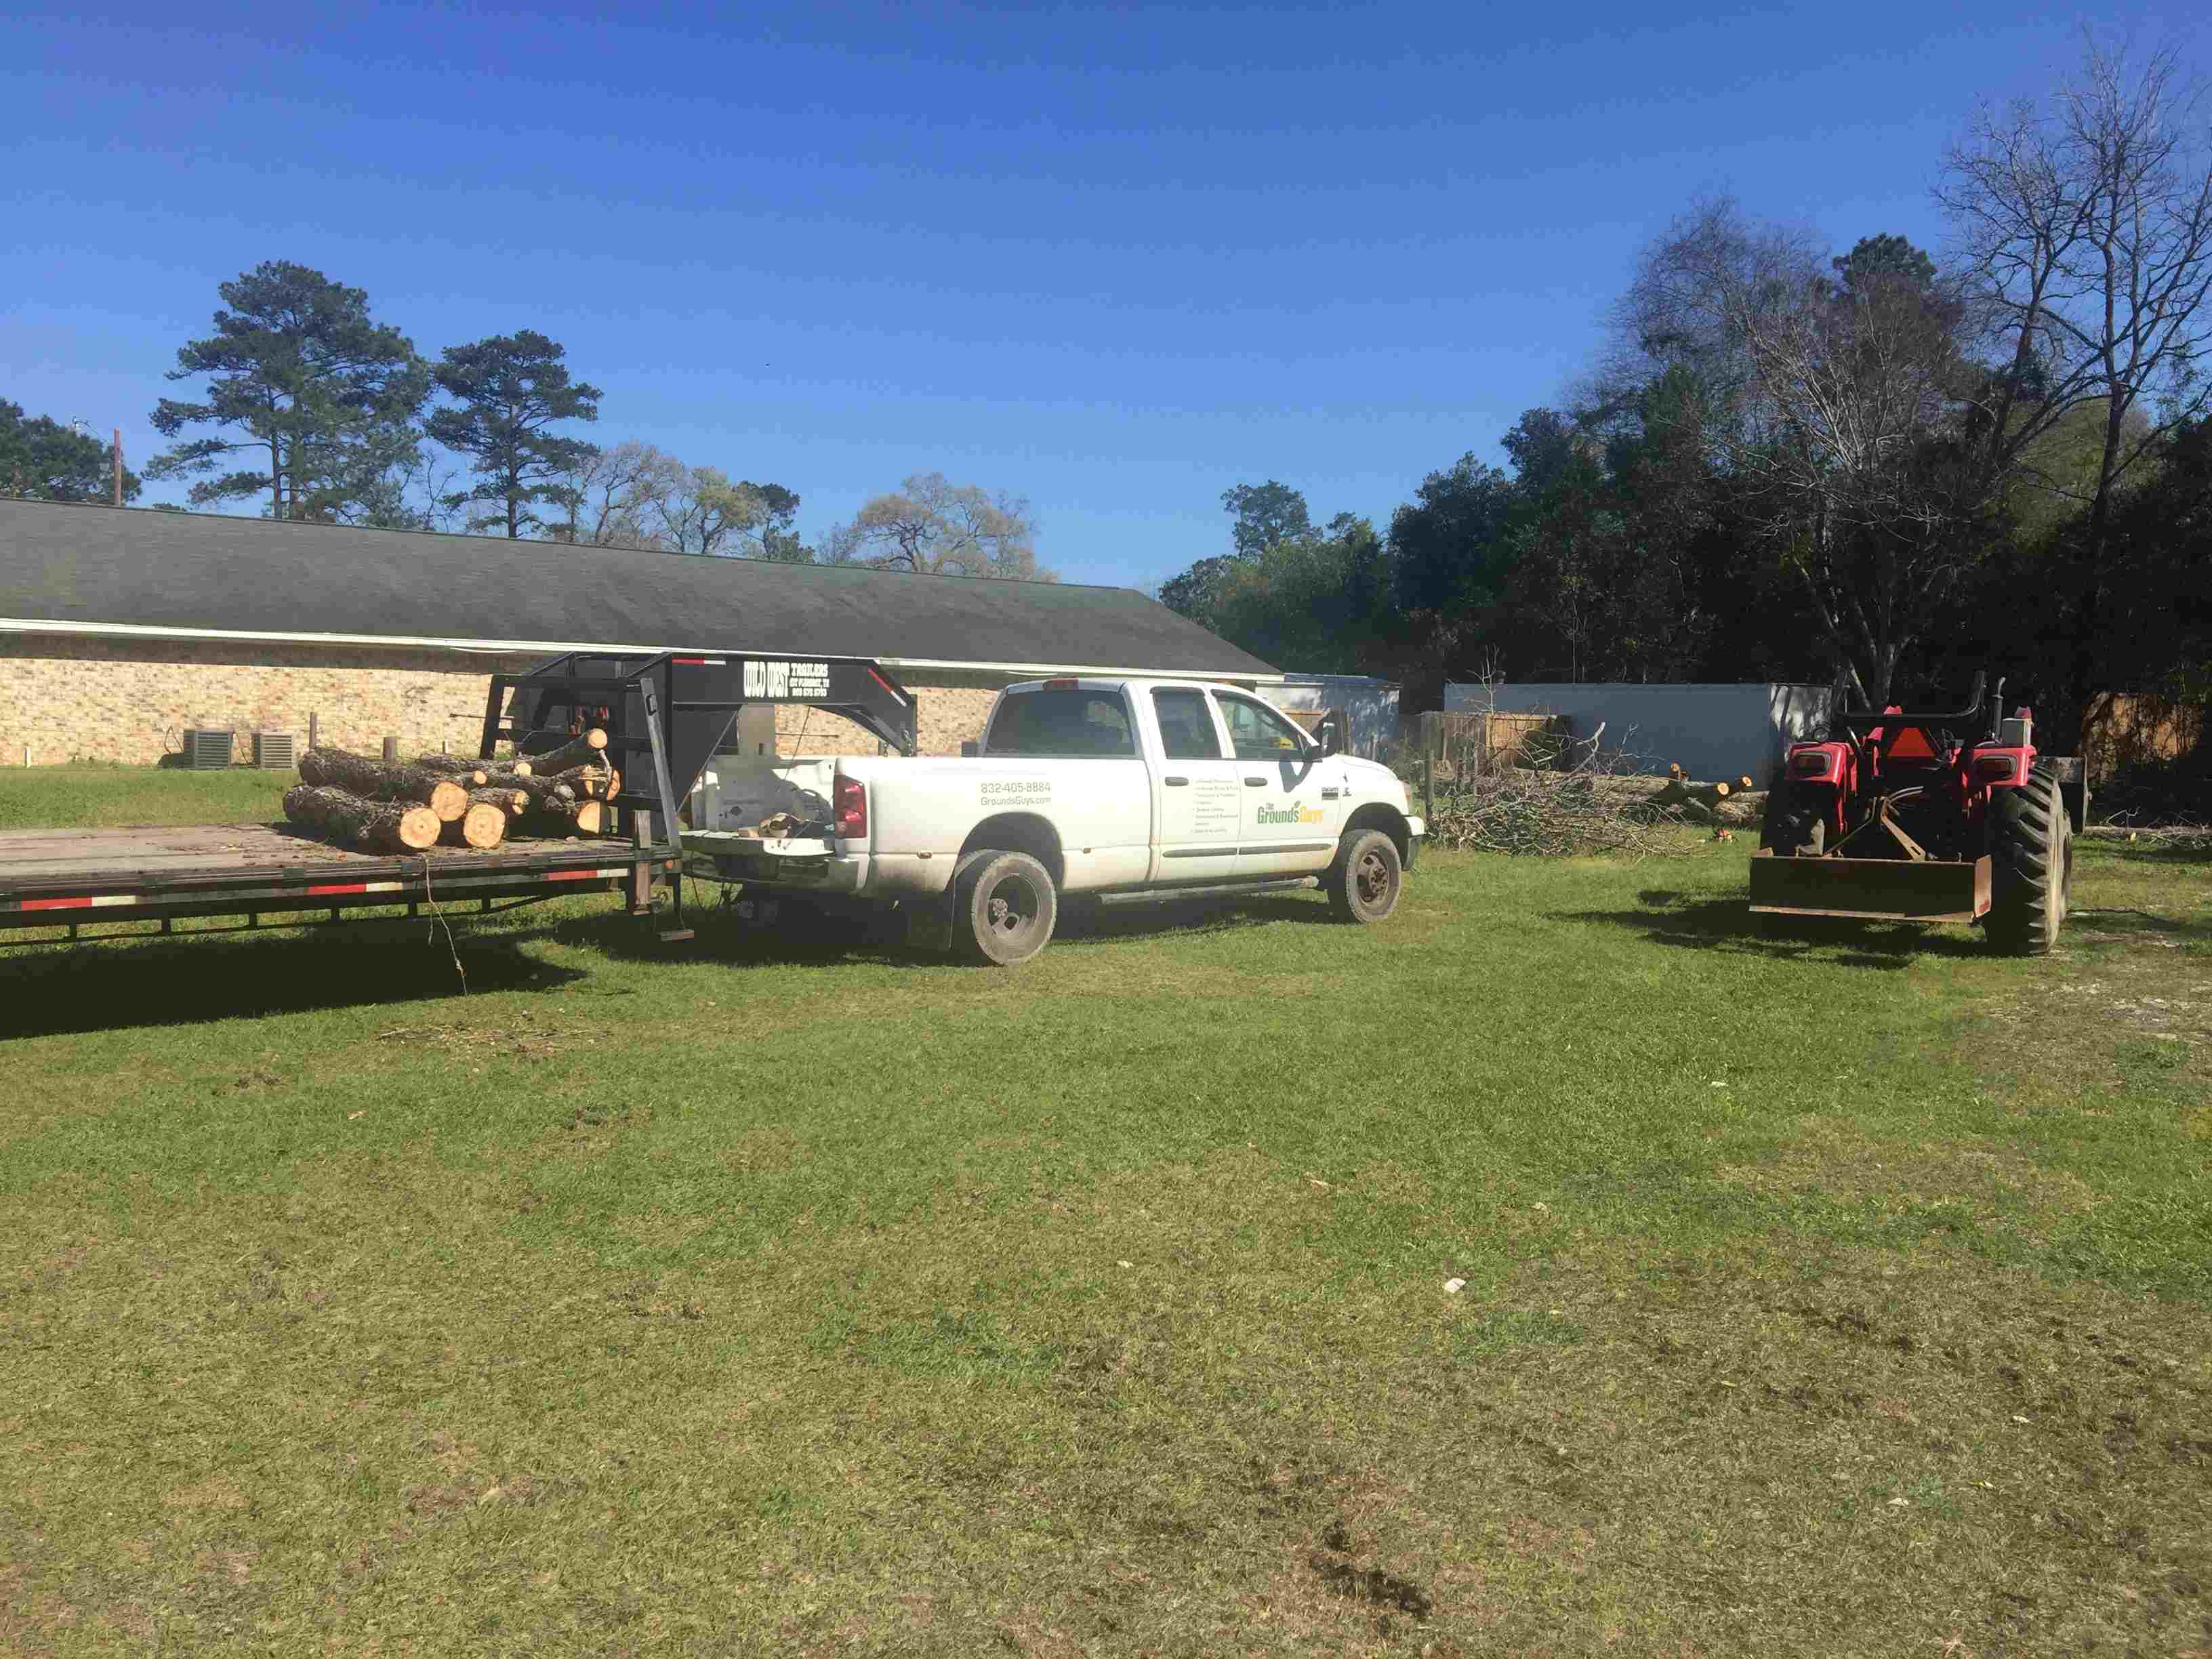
0 823 676 935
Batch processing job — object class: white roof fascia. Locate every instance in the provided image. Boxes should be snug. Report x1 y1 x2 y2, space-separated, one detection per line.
0 618 1283 683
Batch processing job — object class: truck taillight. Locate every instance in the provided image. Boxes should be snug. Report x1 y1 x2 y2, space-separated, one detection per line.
834 774 867 838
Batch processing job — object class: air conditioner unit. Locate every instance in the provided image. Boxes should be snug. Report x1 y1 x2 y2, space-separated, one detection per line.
251 731 297 770
180 729 234 770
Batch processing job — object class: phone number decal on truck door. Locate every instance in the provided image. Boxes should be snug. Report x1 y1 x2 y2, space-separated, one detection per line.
980 779 1052 802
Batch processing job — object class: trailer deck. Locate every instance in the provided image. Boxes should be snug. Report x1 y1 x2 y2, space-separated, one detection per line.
0 822 679 939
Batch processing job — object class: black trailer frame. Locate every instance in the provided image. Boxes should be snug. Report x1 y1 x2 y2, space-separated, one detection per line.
0 650 915 947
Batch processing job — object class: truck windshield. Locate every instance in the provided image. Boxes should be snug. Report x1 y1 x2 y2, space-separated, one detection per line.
985 689 1138 757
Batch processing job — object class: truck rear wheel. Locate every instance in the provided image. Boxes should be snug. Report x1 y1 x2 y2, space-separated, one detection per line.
1326 828 1402 924
1987 766 2072 956
953 848 1057 966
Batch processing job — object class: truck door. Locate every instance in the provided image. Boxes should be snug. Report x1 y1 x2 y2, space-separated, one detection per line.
1212 690 1340 878
1146 686 1242 880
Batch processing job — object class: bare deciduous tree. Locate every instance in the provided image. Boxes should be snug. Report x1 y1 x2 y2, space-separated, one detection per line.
821 472 1054 581
1938 30 2212 712
553 441 686 550
1607 200 1982 702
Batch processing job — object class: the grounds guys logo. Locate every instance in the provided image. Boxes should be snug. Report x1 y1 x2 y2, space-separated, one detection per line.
1256 801 1324 826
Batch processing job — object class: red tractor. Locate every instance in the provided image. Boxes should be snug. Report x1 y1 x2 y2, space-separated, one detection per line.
1750 674 2086 954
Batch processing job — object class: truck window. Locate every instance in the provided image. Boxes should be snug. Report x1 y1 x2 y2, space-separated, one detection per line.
984 688 1138 758
1213 693 1311 762
1151 689 1225 760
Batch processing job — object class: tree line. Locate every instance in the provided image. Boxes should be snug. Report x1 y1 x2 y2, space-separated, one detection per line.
1 262 1053 581
1158 32 2212 739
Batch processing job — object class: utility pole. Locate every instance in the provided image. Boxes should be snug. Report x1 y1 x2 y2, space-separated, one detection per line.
112 430 123 507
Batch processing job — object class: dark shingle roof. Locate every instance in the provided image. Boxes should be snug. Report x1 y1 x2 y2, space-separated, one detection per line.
0 499 1279 678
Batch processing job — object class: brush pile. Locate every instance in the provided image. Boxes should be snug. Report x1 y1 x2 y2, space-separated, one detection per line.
1420 753 1771 857
281 735 621 853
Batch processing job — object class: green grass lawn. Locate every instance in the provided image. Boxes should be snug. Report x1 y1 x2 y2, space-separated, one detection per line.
0 764 300 830
3 769 2209 1656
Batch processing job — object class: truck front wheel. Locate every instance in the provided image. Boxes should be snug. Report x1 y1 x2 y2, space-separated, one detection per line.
952 848 1058 966
1326 828 1402 924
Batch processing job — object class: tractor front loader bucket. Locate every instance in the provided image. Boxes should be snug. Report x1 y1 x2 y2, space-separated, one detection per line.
1748 850 1991 924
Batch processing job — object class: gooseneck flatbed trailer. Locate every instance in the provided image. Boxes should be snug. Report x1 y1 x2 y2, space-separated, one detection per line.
0 649 917 947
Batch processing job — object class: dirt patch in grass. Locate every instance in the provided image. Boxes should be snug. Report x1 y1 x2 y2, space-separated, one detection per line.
1715 1120 2108 1216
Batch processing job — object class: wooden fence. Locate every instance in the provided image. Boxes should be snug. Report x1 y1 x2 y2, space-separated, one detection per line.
1412 710 1572 779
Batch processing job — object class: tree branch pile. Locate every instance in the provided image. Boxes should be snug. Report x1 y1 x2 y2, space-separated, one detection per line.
1416 697 1773 854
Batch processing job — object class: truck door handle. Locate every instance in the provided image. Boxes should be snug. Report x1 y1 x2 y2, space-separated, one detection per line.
1244 777 1267 787
1164 775 1189 786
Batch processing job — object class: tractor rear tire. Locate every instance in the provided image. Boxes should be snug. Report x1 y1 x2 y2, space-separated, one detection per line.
1987 766 2072 956
1759 775 1826 857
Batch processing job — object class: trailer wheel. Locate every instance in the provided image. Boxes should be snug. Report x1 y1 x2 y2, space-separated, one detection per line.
1326 828 1402 924
1987 766 2072 956
953 848 1057 966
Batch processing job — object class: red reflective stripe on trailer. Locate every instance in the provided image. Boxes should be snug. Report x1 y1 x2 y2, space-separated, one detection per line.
21 894 138 912
541 867 634 882
304 880 406 897
867 666 906 704
672 656 727 665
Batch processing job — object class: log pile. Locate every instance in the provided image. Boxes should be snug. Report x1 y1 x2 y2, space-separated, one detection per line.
281 733 617 853
1644 772 1766 826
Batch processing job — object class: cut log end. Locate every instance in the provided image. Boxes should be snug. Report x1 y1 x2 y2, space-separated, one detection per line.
392 804 442 850
575 800 604 835
443 801 508 850
427 778 469 821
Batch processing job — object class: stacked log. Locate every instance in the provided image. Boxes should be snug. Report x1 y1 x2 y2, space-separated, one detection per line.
1643 776 1770 826
409 755 491 786
282 741 611 854
552 763 619 801
283 785 441 853
441 801 510 849
520 729 609 775
299 747 470 822
523 794 605 837
486 772 575 811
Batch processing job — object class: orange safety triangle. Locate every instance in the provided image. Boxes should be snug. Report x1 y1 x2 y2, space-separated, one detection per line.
1885 725 1936 761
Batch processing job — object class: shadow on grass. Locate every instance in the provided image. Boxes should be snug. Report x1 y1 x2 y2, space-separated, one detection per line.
565 886 1338 968
1549 892 1992 968
0 927 585 1039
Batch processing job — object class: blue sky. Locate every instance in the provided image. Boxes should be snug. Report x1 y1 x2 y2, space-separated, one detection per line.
5 2 2203 590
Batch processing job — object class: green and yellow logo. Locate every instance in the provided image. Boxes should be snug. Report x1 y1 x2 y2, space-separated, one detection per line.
1256 802 1325 826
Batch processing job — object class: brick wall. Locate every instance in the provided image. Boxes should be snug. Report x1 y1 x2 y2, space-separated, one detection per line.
769 670 1005 757
0 634 1016 766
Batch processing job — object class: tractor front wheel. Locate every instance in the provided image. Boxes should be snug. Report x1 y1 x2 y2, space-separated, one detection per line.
1759 774 1826 857
1987 766 2072 956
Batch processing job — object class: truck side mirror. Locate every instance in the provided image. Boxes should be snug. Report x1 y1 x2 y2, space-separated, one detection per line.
1317 720 1339 756
960 740 979 758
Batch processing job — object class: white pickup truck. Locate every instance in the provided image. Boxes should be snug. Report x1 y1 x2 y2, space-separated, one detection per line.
689 676 1425 964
